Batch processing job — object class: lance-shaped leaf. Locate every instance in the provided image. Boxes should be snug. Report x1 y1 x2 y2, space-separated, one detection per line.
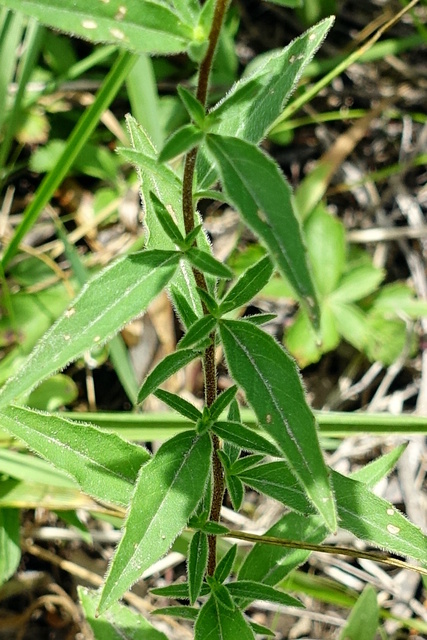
178 315 217 350
219 255 274 314
240 460 427 565
79 586 168 640
226 581 302 608
197 18 334 189
158 124 204 163
188 530 208 604
137 348 199 404
0 406 149 506
219 319 336 531
206 135 319 323
0 509 20 586
124 116 215 317
0 250 179 408
98 430 212 614
154 389 202 422
0 0 193 55
212 421 281 457
194 594 255 640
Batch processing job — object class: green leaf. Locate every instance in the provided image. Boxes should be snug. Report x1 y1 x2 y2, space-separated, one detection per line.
238 511 325 586
197 18 334 188
0 406 149 506
214 544 237 584
219 319 336 531
211 582 236 611
195 595 255 640
154 389 201 422
196 287 219 315
332 264 385 303
240 460 427 565
209 387 238 422
351 444 407 488
219 255 274 314
79 586 168 640
152 606 199 620
226 580 302 608
150 192 185 245
124 115 212 322
338 586 379 640
237 461 312 515
0 250 179 408
0 508 20 585
178 315 217 350
249 621 275 637
206 135 319 324
188 530 209 604
151 582 206 599
177 85 206 127
186 247 233 279
224 474 245 512
229 454 265 476
304 205 346 297
158 124 204 163
244 313 277 326
137 348 199 404
333 471 427 564
212 421 281 457
201 521 230 536
98 430 212 614
1 0 193 55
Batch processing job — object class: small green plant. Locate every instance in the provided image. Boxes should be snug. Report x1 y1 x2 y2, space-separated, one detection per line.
0 1 426 638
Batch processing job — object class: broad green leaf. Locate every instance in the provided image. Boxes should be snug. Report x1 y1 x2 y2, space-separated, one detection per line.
137 348 199 404
226 580 302 608
186 247 233 279
0 250 179 408
238 446 414 587
332 302 368 352
188 530 208 604
369 283 427 319
219 256 274 314
240 461 427 564
338 586 379 640
99 430 212 614
333 471 427 564
0 508 20 585
331 264 385 303
214 544 237 584
158 124 204 163
304 205 345 297
78 586 168 640
285 303 340 367
219 319 336 531
212 421 281 457
206 135 319 323
154 389 201 422
197 18 334 188
0 0 193 55
0 406 149 506
195 594 255 640
178 316 217 350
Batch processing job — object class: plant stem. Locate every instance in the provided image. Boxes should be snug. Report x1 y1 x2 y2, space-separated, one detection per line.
181 0 229 575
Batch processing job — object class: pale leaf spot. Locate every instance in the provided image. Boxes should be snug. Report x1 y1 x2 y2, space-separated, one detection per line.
82 19 98 29
115 5 127 20
387 508 394 516
309 33 316 41
387 524 400 535
64 334 71 341
289 55 296 64
94 336 101 343
266 414 272 424
65 308 76 318
110 27 126 40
